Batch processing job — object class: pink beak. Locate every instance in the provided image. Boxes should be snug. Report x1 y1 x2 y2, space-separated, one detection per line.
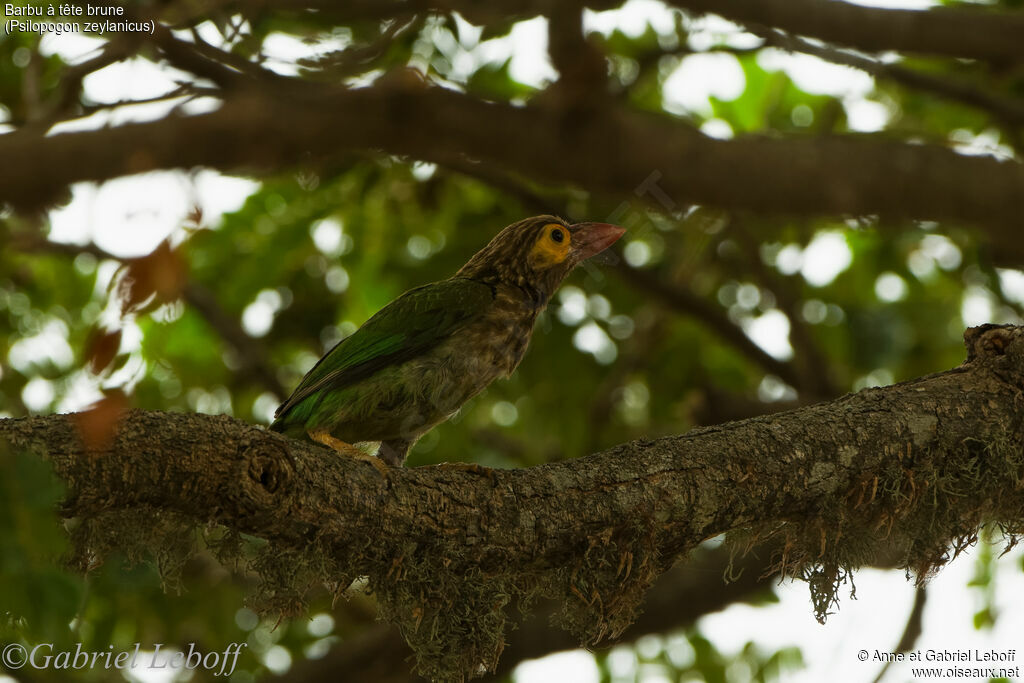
569 222 626 262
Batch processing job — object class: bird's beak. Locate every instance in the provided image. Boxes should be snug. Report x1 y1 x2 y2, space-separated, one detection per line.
569 222 626 263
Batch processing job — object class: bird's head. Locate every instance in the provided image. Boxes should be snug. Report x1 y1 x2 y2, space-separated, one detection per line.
457 215 625 302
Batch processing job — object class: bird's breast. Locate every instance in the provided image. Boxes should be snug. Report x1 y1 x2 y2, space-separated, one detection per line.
470 294 539 376
335 296 540 444
424 295 538 407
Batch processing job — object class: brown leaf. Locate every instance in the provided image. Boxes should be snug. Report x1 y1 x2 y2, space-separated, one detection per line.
185 205 203 228
118 240 187 314
73 390 130 452
84 327 122 374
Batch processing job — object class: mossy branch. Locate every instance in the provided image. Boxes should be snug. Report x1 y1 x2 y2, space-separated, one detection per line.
3 324 1024 680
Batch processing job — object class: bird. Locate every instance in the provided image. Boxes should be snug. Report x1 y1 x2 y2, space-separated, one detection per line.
270 215 625 467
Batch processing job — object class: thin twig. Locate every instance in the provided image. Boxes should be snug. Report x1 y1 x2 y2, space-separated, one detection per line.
612 260 804 390
870 587 927 683
730 215 840 398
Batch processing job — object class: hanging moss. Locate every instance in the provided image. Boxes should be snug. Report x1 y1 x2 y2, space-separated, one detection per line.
732 430 1024 623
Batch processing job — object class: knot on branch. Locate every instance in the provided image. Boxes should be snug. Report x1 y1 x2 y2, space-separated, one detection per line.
237 434 294 508
964 324 1024 388
965 323 1015 359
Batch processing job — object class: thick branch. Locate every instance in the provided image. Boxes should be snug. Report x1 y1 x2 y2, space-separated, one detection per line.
1 328 1013 572
669 0 1024 64
3 85 1024 258
230 0 1024 64
756 28 1024 129
2 325 1024 679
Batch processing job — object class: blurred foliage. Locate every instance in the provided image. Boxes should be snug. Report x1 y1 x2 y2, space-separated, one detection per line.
591 632 803 683
3 0 1024 680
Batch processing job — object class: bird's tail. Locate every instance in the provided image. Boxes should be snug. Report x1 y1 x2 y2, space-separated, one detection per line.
268 416 306 441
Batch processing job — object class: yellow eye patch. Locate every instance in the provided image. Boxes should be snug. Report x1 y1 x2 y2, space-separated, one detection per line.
528 223 572 269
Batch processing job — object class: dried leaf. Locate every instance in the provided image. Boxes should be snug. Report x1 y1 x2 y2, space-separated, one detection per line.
84 327 122 374
185 205 203 228
117 240 187 314
73 390 130 452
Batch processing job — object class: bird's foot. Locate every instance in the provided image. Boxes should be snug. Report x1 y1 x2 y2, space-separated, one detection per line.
434 461 496 479
308 429 391 477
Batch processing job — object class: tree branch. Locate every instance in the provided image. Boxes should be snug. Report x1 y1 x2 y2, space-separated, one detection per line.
2 324 1024 679
3 84 1024 258
669 0 1024 64
755 28 1024 130
871 586 927 683
728 215 840 398
612 260 803 390
213 0 1024 64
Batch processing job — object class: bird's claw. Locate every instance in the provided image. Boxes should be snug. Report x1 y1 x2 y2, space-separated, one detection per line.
308 429 391 477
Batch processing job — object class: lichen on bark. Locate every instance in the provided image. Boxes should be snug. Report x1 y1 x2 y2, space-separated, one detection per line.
2 325 1023 680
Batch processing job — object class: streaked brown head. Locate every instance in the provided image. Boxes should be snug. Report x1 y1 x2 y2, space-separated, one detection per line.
457 215 625 302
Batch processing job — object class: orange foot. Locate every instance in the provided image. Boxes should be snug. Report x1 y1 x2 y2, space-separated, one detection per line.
308 429 390 477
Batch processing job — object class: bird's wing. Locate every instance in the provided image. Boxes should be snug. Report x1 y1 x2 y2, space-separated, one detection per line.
273 277 493 422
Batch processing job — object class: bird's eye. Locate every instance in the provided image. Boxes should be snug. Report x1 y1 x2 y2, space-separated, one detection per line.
550 228 565 243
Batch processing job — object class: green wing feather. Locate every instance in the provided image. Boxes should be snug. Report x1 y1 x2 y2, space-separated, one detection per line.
271 277 493 430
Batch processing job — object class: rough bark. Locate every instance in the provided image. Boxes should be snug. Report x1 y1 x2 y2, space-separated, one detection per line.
2 324 1024 679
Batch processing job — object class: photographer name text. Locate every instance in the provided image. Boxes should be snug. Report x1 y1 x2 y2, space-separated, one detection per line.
868 648 1016 663
1 642 246 676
